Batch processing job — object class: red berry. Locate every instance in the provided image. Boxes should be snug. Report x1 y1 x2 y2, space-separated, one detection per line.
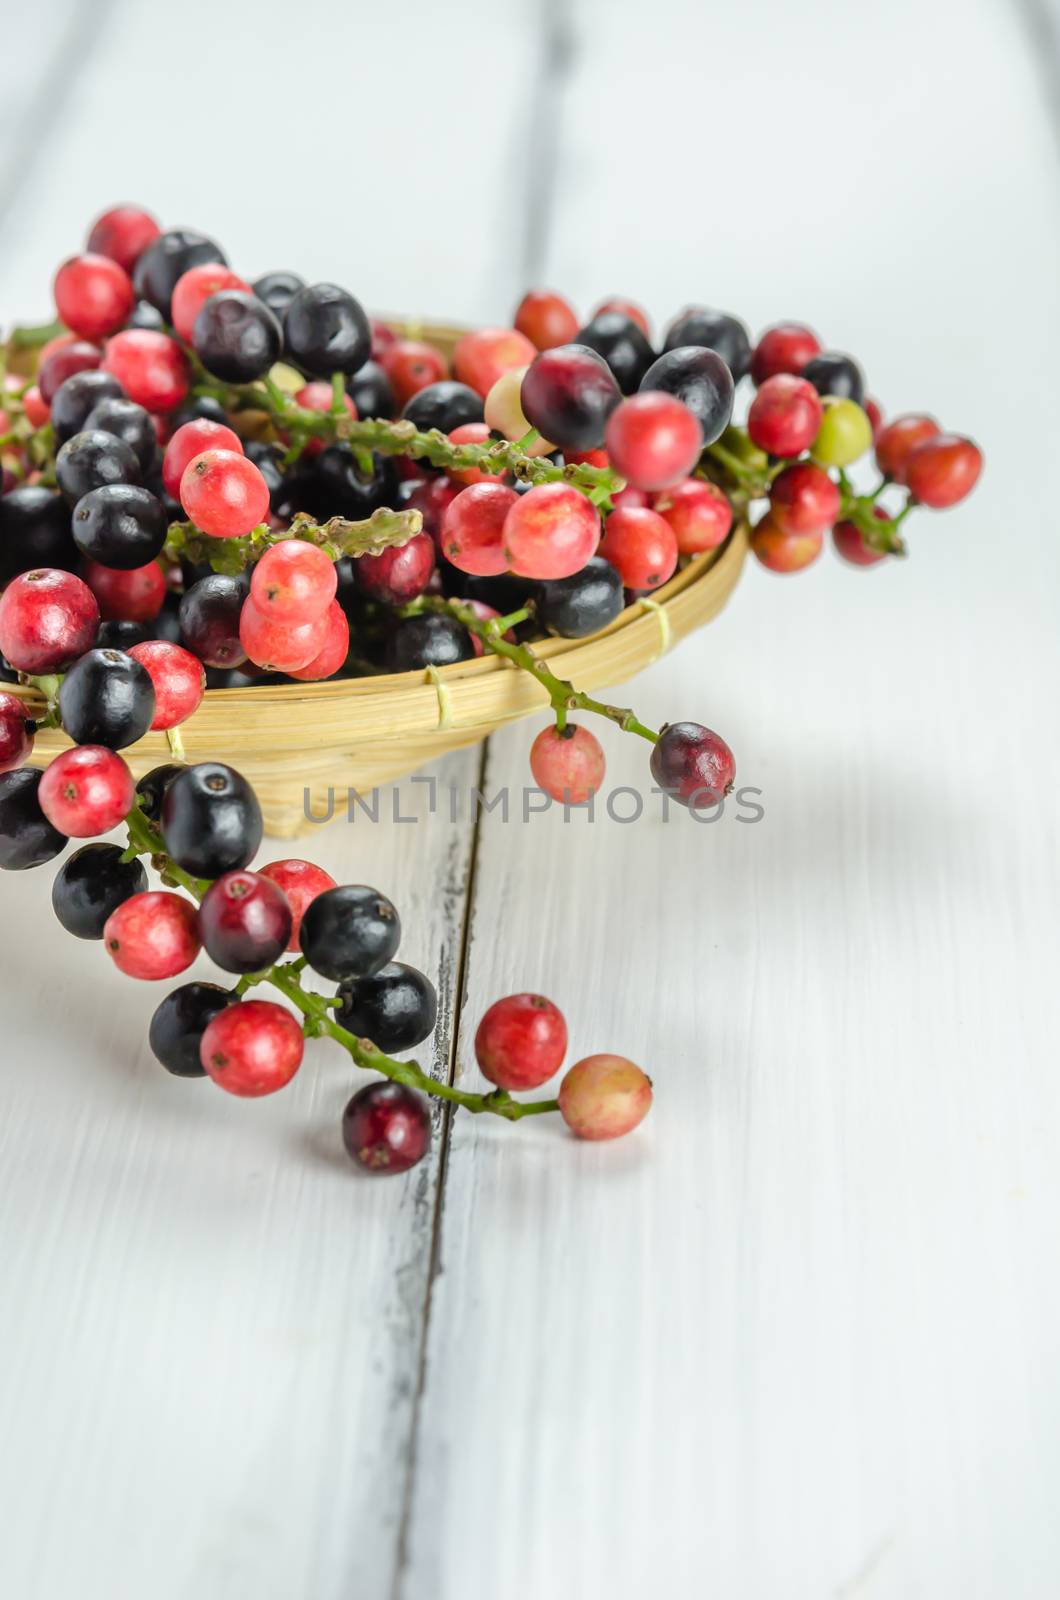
38 340 101 405
250 540 337 623
503 482 601 580
103 329 190 412
286 600 350 681
84 558 166 622
86 205 160 273
370 319 396 361
475 992 568 1091
200 999 304 1097
291 380 357 456
355 531 435 605
405 475 460 544
105 890 202 981
904 434 982 508
198 870 293 973
609 484 649 511
442 482 517 577
833 518 887 567
514 289 580 351
747 374 823 457
564 447 610 469
162 419 244 499
598 504 679 591
769 461 840 536
750 514 824 573
39 745 134 837
54 254 135 342
529 723 606 804
605 392 703 491
0 692 33 773
592 296 651 339
0 568 99 672
558 1054 653 1140
239 596 327 671
22 385 51 427
342 1081 431 1175
874 413 941 483
259 858 337 950
180 449 270 538
128 640 205 729
864 397 884 441
750 322 822 385
452 327 536 399
650 720 735 809
462 600 515 656
447 421 504 486
652 477 732 554
171 264 251 343
382 339 448 407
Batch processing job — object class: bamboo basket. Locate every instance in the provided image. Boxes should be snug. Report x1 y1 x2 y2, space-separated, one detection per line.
10 320 750 838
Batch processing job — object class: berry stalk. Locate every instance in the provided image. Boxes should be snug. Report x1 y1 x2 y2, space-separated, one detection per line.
163 505 424 572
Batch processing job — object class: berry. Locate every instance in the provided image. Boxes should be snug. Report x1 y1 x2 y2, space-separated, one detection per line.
53 254 134 341
84 558 166 622
50 370 125 443
402 380 483 434
0 768 67 870
576 311 655 395
346 359 395 420
530 723 605 804
537 555 624 637
72 483 166 568
462 600 515 655
802 351 865 405
599 505 678 591
403 475 460 541
58 647 156 747
250 540 337 623
768 462 840 536
162 419 243 500
0 691 32 772
503 481 601 580
592 297 651 338
810 397 873 468
355 532 435 605
83 397 157 472
21 384 51 425
243 439 286 508
39 745 134 836
180 449 270 538
605 392 703 491
103 329 189 412
132 228 227 319
904 434 982 508
0 487 78 580
751 514 824 573
514 289 579 350
200 999 303 1096
38 341 101 406
0 568 99 672
750 322 822 385
161 761 262 877
299 884 401 982
198 870 293 973
520 344 621 451
135 762 184 822
287 601 350 681
558 1054 653 1139
639 346 734 446
875 413 941 483
480 371 547 457
382 340 448 406
865 397 884 440
290 380 357 457
252 269 305 321
52 842 147 939
341 1081 431 1175
170 263 250 342
336 962 438 1052
475 993 567 1091
453 326 537 398
149 981 232 1077
370 319 397 360
86 205 160 273
193 290 282 382
283 282 371 376
662 306 752 380
178 574 249 666
747 374 823 457
441 482 517 576
128 640 205 729
386 613 475 671
259 858 337 950
56 429 141 504
652 477 732 554
239 597 327 671
833 518 888 567
446 421 504 486
650 720 735 808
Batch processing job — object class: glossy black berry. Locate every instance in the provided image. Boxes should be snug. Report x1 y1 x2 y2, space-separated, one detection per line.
386 613 475 672
242 441 286 510
50 370 125 444
520 344 621 452
192 290 282 383
72 484 166 569
802 351 865 405
96 619 150 650
283 282 371 377
336 962 438 1052
0 486 78 580
252 270 305 322
83 397 157 473
312 446 398 520
178 573 249 668
402 381 483 434
299 885 401 982
662 307 752 380
346 360 395 420
161 761 263 877
0 768 67 870
537 555 624 638
56 429 141 505
58 647 156 748
639 346 734 446
127 300 165 331
135 762 185 823
149 981 233 1077
133 228 227 320
51 842 147 939
576 312 655 394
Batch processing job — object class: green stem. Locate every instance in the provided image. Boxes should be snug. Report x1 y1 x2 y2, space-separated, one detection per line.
164 505 424 572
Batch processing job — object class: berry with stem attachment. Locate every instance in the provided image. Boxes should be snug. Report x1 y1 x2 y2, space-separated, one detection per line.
104 889 201 980
39 745 135 836
342 1081 431 1175
52 842 147 939
529 723 606 804
149 982 232 1077
200 999 304 1096
475 993 568 1091
336 962 438 1053
558 1054 653 1139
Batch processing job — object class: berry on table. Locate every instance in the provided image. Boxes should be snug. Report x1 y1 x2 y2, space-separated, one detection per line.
160 761 263 877
576 311 655 395
514 289 580 351
149 981 232 1077
605 392 703 492
53 254 135 341
802 351 865 404
283 281 371 376
662 306 752 380
286 600 350 681
520 344 621 451
747 374 823 457
453 326 537 398
72 484 167 568
0 768 68 870
652 477 732 554
341 1081 431 1175
38 745 135 837
198 870 293 973
354 533 435 605
58 647 156 747
904 434 982 508
0 568 99 673
51 842 148 939
750 514 824 573
102 329 190 412
162 418 243 499
474 992 567 1091
170 263 251 342
128 640 205 729
386 613 475 671
768 461 841 536
750 321 822 385
441 482 518 577
0 691 33 773
381 339 448 407
86 205 160 274
299 884 401 982
56 429 141 504
402 380 483 434
874 413 941 483
598 504 679 591
502 481 601 580
259 858 337 950
536 555 625 637
336 962 438 1052
250 540 338 623
639 346 735 447
483 368 555 454
180 449 270 538
133 228 227 319
530 723 606 804
193 290 283 383
558 1054 653 1139
650 720 735 809
200 999 304 1096
810 396 873 468
239 597 328 672
178 573 249 667
84 558 167 622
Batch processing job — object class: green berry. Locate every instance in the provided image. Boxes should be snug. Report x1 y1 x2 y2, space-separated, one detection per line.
810 397 873 468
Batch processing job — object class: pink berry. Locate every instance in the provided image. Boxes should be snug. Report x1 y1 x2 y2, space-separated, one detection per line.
104 890 202 980
0 691 33 773
598 505 678 591
750 514 824 573
38 745 134 837
447 421 505 486
38 341 101 404
475 993 568 1091
558 1054 653 1140
604 392 703 491
355 532 435 605
609 484 649 511
0 568 99 673
442 482 517 577
84 558 166 622
462 600 514 656
180 449 270 538
22 385 51 426
747 374 823 458
904 434 982 509
529 723 606 804
750 322 822 386
162 419 244 500
128 640 205 729
171 264 251 343
514 289 580 351
874 413 940 483
405 475 460 544
768 462 840 536
650 720 735 809
86 205 160 273
382 340 447 407
502 482 601 580
259 858 337 950
342 1081 431 1175
239 596 327 671
200 999 304 1097
652 477 732 554
452 326 537 398
54 254 135 342
286 600 350 681
250 540 337 624
103 329 190 412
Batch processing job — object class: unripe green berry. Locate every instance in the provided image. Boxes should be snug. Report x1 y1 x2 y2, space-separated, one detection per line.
810 397 873 468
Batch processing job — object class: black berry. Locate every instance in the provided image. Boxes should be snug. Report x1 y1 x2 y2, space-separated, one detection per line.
336 962 438 1052
51 842 147 939
299 884 401 982
149 982 233 1077
283 282 371 377
58 647 156 748
161 761 263 877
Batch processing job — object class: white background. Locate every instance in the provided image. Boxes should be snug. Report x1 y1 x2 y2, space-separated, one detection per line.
1 2 1058 1596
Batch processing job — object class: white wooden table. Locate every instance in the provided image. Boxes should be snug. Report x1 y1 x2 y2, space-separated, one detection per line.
2 2 1059 1595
